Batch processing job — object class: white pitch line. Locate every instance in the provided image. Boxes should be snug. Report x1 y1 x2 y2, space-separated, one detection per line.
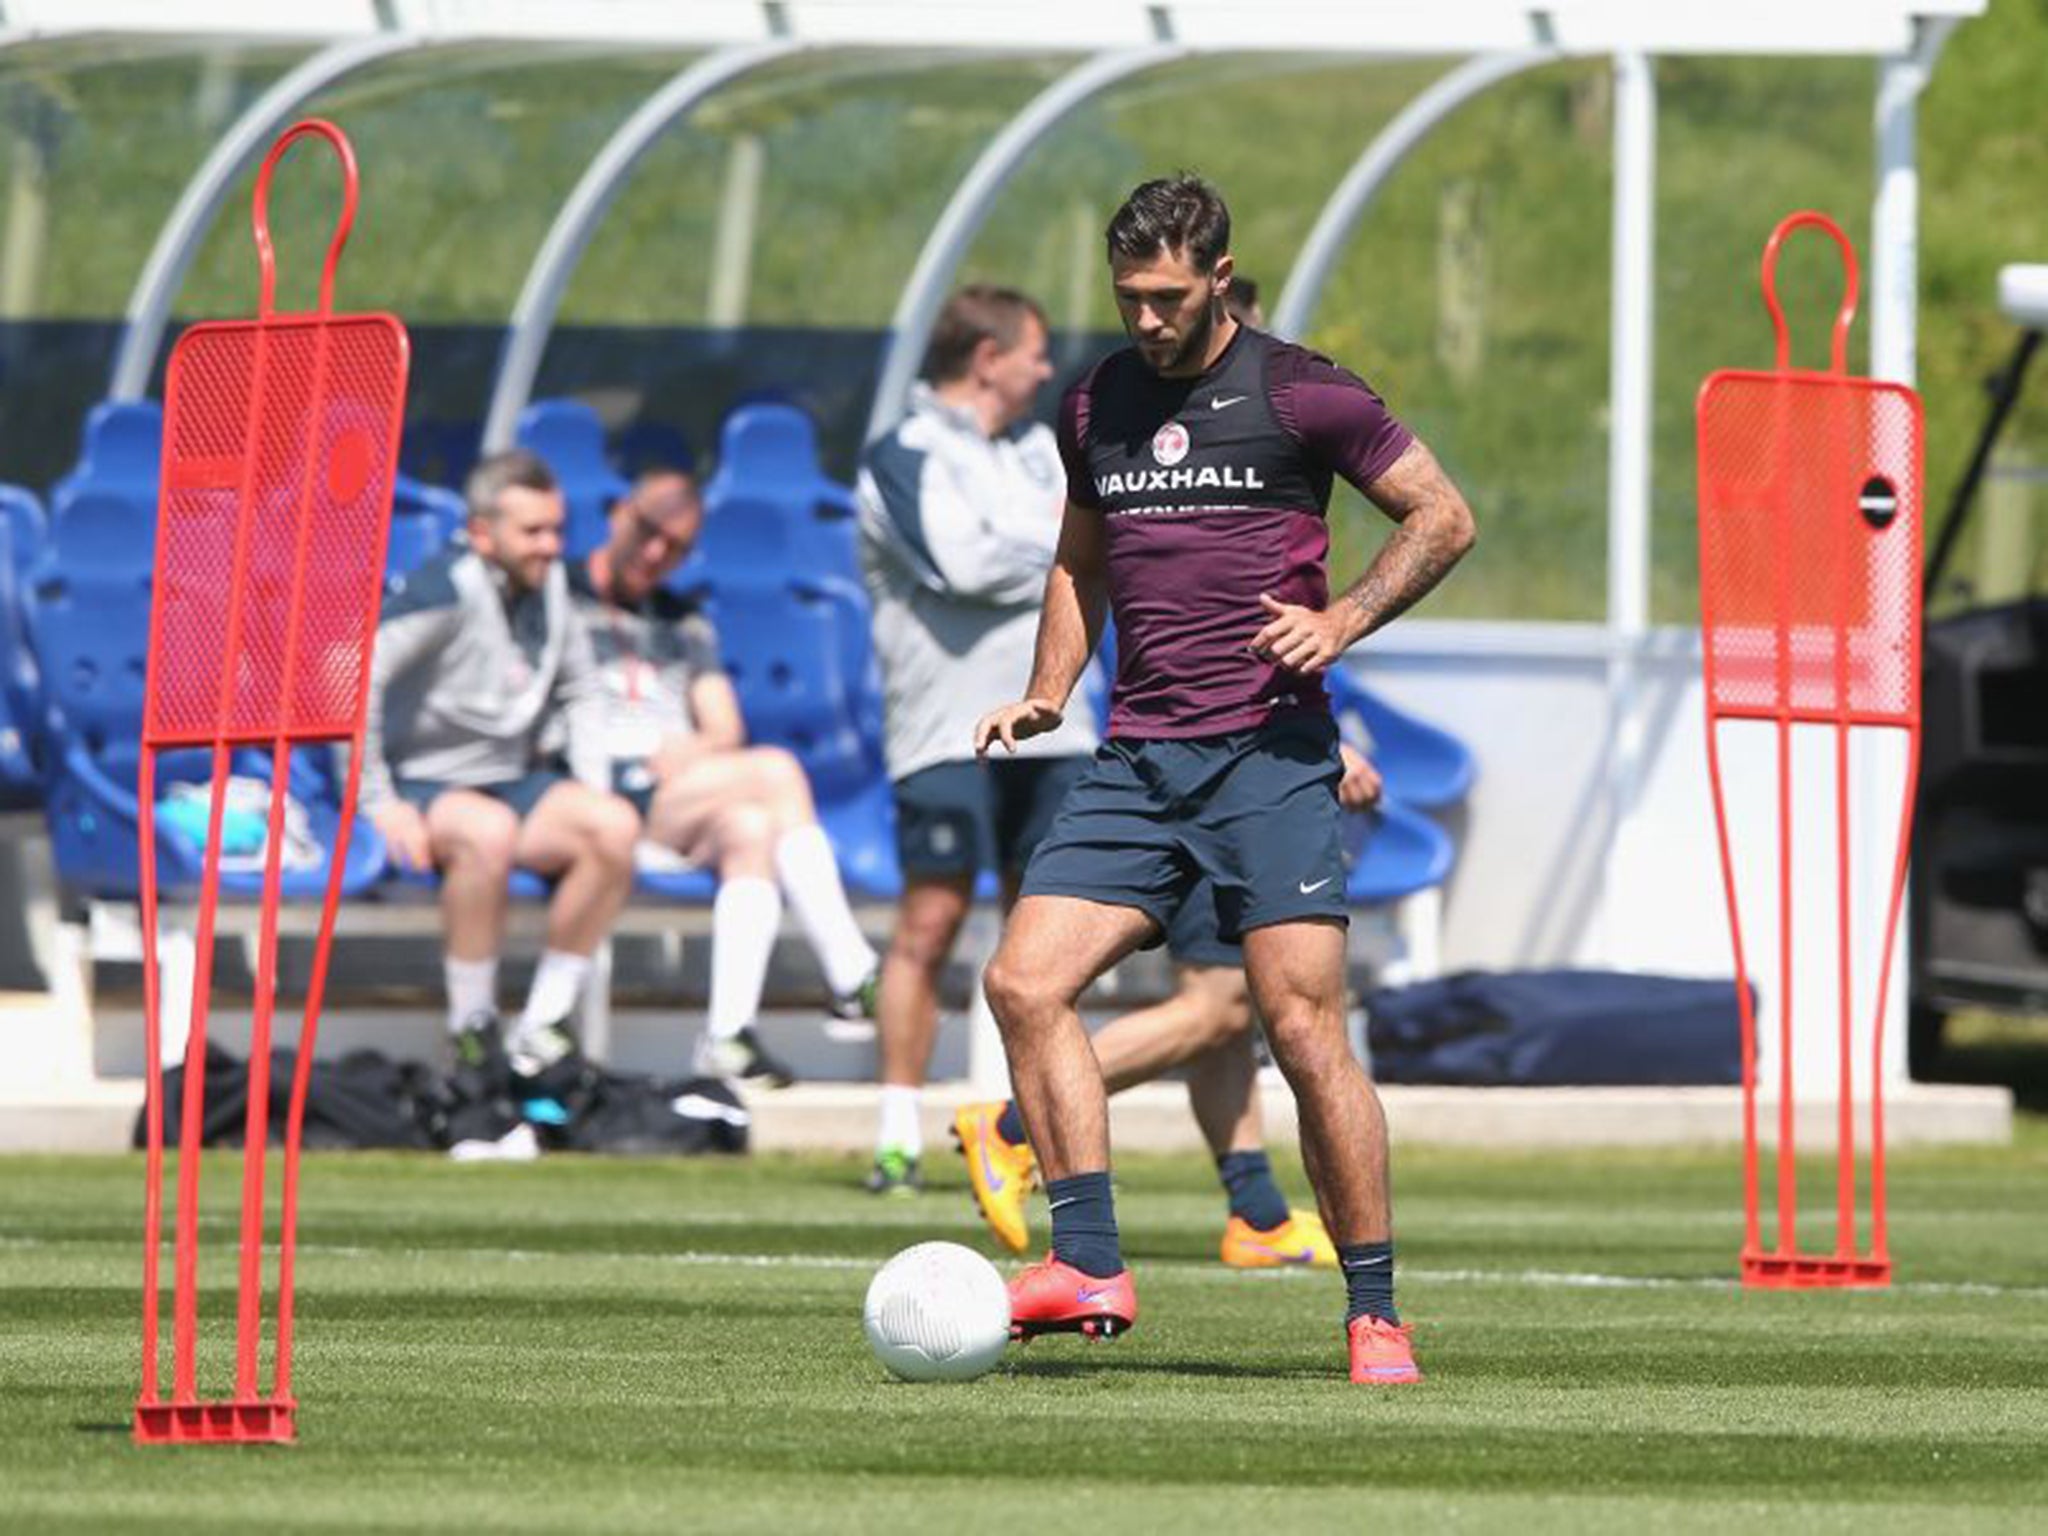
229 1243 2048 1299
13 1235 2048 1300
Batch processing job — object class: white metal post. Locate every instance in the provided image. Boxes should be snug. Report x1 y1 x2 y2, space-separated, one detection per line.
1598 51 1655 964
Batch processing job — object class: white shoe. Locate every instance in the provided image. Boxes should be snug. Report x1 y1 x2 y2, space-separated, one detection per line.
448 1122 541 1162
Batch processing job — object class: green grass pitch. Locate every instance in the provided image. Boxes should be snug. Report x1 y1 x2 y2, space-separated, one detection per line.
3 1132 2045 1533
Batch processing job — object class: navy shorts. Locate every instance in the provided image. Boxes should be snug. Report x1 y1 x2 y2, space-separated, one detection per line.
1021 714 1348 944
1163 878 1244 968
394 764 571 822
611 761 657 820
894 756 1090 881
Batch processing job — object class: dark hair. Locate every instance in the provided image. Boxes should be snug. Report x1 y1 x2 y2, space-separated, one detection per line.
1222 275 1259 323
629 464 698 499
1106 174 1231 272
922 285 1047 384
465 447 557 524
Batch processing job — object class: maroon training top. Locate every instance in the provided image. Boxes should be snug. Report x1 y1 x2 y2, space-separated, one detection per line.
1057 324 1413 739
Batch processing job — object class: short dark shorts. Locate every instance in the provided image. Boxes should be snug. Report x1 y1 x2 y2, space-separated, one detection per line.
393 763 571 823
610 761 657 821
1162 877 1245 968
1020 713 1348 945
893 756 1090 881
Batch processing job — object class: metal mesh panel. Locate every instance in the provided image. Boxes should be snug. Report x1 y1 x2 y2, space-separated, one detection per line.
1696 371 1921 723
149 314 404 745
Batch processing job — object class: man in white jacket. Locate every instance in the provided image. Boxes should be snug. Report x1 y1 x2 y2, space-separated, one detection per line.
856 286 1098 1193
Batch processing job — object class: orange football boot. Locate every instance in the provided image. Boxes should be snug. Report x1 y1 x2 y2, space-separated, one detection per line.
1007 1256 1137 1341
1346 1314 1422 1384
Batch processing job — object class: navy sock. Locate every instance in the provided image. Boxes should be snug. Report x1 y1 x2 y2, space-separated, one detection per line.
1215 1150 1291 1231
1338 1240 1399 1325
1047 1171 1124 1278
995 1100 1028 1147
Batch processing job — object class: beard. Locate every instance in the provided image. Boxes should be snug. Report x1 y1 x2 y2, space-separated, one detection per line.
1136 298 1219 377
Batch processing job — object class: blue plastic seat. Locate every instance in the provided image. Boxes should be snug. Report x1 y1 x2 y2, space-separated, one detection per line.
1344 798 1456 903
1326 665 1475 811
631 858 720 903
50 400 162 517
30 490 153 757
0 510 44 804
1 483 47 580
26 405 388 900
701 574 882 803
385 473 464 587
636 571 891 904
385 860 553 903
699 403 857 583
817 774 902 902
515 398 628 560
613 419 694 479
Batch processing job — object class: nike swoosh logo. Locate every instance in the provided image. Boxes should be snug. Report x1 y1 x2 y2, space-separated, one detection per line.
1076 1286 1117 1305
1247 1242 1317 1264
1299 877 1333 894
975 1120 1005 1193
1210 394 1247 410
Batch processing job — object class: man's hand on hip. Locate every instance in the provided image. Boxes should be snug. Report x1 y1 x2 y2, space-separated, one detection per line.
1249 593 1362 675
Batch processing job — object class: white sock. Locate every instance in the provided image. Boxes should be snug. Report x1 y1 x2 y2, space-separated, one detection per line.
445 956 498 1033
707 876 781 1042
774 823 878 996
878 1084 922 1158
517 949 591 1039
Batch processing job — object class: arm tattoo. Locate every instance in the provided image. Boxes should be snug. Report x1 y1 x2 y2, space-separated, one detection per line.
1338 439 1476 639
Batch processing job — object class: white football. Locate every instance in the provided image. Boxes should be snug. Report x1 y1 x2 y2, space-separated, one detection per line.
862 1241 1011 1382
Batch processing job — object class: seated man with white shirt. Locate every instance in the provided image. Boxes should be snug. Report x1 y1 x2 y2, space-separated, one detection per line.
569 467 881 1087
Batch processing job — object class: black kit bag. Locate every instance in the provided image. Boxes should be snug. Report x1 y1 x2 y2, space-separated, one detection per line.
134 1044 442 1150
1363 969 1747 1086
541 1071 751 1156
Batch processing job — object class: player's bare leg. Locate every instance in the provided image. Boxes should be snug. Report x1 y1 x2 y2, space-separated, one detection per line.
646 746 817 844
515 783 638 955
1241 918 1386 1240
1242 916 1417 1382
653 750 880 1048
1092 963 1251 1094
1181 1020 1261 1153
980 894 1156 1180
983 893 1156 1338
1183 1017 1332 1267
426 791 519 964
878 877 972 1089
502 783 638 1078
425 793 527 1129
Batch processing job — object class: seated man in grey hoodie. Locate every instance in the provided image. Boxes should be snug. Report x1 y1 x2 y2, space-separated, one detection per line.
359 448 639 1147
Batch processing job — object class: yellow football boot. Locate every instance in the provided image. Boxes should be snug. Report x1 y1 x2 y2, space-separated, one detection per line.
951 1101 1037 1254
1219 1209 1339 1269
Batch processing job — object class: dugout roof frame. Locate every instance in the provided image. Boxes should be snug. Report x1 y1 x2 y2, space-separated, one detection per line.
0 0 1982 654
